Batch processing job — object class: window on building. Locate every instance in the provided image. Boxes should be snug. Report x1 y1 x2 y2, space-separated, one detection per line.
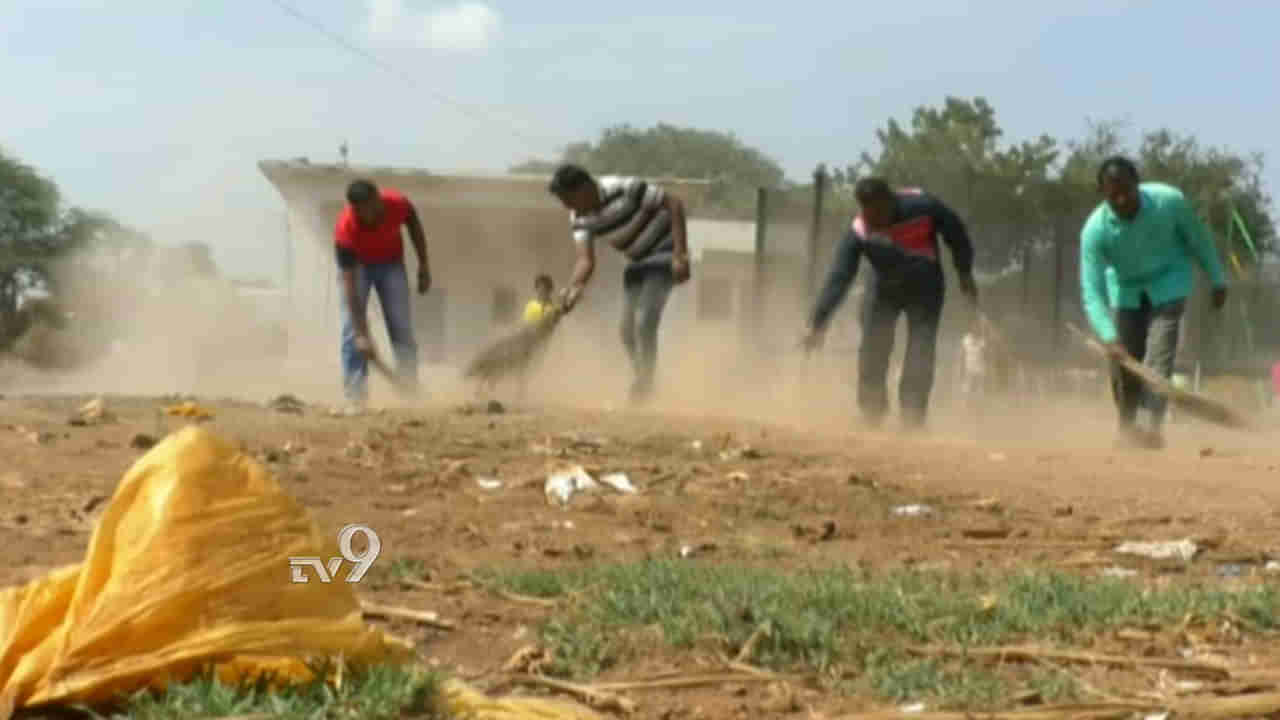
698 277 733 321
492 286 517 325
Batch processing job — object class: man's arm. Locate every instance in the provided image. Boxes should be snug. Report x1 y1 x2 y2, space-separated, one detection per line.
404 204 429 267
665 194 689 259
565 230 596 308
1173 193 1227 290
809 229 862 332
1079 225 1117 344
335 246 368 339
930 198 975 278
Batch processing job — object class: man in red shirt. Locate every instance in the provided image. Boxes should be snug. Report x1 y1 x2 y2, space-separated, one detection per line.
335 179 431 413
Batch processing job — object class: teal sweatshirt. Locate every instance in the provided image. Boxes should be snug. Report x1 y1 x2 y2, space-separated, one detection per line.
1080 182 1227 343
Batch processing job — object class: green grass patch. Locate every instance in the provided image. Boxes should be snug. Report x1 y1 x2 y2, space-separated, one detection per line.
89 663 443 720
480 559 1280 709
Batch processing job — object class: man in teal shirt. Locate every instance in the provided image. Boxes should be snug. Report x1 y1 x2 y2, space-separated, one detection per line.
1080 156 1228 449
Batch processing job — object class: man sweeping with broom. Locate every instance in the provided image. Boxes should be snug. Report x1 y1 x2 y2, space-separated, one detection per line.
547 164 691 405
801 178 977 430
1080 156 1228 449
334 179 432 415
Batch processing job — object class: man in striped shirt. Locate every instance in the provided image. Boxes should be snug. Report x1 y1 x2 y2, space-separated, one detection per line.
548 164 691 404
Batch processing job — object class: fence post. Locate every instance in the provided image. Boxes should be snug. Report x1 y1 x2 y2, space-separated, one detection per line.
806 166 827 302
752 187 768 348
1052 216 1065 354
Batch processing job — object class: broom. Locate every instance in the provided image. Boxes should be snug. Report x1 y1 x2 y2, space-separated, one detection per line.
1066 322 1254 430
463 299 566 385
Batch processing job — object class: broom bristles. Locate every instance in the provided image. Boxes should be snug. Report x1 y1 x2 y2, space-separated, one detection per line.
464 309 563 381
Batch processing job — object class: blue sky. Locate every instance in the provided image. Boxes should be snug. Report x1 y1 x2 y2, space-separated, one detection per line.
2 1 1275 280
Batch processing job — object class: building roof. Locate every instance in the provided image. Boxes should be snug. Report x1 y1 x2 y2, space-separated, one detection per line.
258 159 713 194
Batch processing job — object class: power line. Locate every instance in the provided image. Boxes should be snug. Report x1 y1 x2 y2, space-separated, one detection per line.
268 0 557 151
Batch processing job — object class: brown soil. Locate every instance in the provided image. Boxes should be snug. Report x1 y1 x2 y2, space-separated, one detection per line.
3 390 1280 718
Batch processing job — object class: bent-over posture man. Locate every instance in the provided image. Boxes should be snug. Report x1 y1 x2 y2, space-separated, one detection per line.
803 178 977 429
548 164 691 404
334 179 431 413
1080 156 1227 449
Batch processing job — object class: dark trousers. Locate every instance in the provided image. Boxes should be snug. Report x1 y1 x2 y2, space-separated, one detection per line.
621 264 675 397
1110 295 1184 429
858 286 944 427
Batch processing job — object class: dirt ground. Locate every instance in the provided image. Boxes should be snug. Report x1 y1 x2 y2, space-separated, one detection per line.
4 378 1280 717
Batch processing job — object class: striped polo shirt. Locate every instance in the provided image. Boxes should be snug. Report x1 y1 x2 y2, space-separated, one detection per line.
570 176 673 264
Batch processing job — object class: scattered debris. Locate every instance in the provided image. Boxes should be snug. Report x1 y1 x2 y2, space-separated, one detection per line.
1217 564 1247 578
689 440 704 452
164 401 214 421
360 600 456 630
719 445 763 462
601 472 638 494
1053 505 1074 517
268 394 305 415
503 645 553 674
129 433 157 450
1266 561 1280 574
893 504 934 517
1115 538 1199 562
545 466 599 505
1 473 26 490
503 674 637 715
727 471 750 483
761 682 800 713
679 542 717 559
1102 566 1139 578
900 702 927 714
970 497 1003 512
792 521 838 543
476 477 503 491
69 396 115 426
848 473 879 489
22 428 55 445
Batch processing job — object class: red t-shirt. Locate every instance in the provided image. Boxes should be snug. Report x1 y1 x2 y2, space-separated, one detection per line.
334 189 412 264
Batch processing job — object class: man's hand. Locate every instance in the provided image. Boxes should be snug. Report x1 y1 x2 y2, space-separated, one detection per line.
559 285 583 313
958 273 978 304
417 266 431 294
1212 286 1228 310
353 332 373 356
672 254 691 284
1103 341 1130 362
799 327 825 353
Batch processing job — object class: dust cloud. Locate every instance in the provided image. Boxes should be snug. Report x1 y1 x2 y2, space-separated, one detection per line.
1 241 1271 460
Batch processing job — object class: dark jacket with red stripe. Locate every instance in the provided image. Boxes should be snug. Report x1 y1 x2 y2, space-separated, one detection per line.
810 188 974 331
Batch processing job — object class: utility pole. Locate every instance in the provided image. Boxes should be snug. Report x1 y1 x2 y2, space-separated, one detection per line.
339 140 349 167
807 165 828 302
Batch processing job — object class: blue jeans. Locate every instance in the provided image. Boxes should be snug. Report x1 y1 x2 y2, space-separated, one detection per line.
620 263 675 398
339 261 418 403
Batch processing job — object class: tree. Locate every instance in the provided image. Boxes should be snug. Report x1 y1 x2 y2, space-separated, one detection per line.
854 97 1061 272
0 146 149 349
510 123 787 211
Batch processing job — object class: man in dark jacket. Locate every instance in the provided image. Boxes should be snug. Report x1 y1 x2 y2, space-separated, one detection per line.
802 177 977 428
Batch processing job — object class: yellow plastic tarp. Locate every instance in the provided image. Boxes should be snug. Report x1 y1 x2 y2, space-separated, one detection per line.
0 425 409 717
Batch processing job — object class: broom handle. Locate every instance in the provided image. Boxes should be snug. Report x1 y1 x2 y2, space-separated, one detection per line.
1065 322 1176 399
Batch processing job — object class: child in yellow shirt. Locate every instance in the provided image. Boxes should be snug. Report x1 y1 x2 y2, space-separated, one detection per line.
523 274 555 326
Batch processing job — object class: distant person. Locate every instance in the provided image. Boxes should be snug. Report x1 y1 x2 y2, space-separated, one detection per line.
1080 156 1227 449
334 179 432 414
523 274 556 327
801 178 977 429
547 164 691 404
